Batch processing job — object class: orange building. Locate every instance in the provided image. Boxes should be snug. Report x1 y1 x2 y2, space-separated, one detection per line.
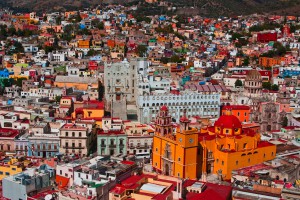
152 106 200 180
259 57 284 68
221 105 250 123
152 106 276 180
78 40 90 48
199 114 276 180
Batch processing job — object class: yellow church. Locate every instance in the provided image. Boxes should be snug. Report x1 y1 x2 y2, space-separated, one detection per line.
152 106 276 180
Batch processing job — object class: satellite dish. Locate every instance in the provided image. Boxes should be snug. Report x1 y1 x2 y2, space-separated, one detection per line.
45 194 52 200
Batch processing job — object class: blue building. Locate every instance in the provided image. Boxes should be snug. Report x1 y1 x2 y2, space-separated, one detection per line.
28 123 60 158
15 134 29 156
0 68 13 78
281 67 300 78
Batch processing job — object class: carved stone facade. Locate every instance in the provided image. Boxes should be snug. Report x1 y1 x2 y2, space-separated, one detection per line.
252 86 291 132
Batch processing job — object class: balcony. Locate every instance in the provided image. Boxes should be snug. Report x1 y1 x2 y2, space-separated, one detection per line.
109 144 116 148
63 146 84 149
137 145 149 149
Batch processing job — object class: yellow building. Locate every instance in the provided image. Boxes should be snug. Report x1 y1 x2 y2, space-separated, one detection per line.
152 106 276 180
54 76 99 91
152 106 200 180
0 158 24 180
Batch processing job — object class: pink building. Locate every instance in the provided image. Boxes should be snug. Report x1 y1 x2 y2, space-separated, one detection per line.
0 128 20 152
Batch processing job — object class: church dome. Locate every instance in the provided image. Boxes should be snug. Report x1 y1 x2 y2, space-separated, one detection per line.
214 115 242 129
245 70 262 81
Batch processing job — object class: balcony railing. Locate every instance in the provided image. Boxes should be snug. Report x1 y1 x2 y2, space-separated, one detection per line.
137 145 149 149
63 146 84 149
109 144 116 148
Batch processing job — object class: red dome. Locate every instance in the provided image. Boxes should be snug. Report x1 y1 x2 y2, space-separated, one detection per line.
214 115 242 129
161 105 168 111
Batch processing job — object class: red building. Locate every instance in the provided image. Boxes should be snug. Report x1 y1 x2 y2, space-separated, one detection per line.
221 105 251 123
257 32 277 43
184 180 232 200
23 24 39 31
88 61 98 71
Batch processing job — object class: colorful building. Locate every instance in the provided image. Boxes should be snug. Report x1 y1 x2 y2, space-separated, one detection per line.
221 105 250 123
78 40 90 48
97 118 127 156
259 57 283 68
152 106 277 180
199 113 276 180
152 106 200 180
0 158 24 180
72 100 104 120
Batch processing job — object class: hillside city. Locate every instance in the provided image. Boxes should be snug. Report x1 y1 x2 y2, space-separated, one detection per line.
0 2 300 200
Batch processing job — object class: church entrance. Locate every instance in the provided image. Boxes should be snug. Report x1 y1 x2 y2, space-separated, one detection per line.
165 164 170 176
207 163 211 174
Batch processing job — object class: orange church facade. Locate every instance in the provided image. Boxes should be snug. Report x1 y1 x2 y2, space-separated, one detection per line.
152 106 276 180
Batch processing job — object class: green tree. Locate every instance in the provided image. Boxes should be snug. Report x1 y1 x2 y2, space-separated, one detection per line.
282 116 288 127
97 21 104 30
16 78 27 87
243 57 250 66
235 79 243 87
262 82 272 90
98 81 104 101
74 11 82 22
137 45 147 57
47 28 55 34
10 41 24 54
160 57 170 64
55 95 62 104
56 16 62 25
87 49 96 56
271 84 279 91
170 55 181 63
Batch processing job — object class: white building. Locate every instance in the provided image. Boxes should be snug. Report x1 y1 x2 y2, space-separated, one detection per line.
137 91 220 123
48 51 66 62
123 121 154 158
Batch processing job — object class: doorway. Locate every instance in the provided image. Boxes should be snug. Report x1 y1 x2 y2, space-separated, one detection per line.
165 164 170 176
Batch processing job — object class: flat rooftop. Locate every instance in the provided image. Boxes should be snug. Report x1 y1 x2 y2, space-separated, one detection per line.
140 183 166 194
